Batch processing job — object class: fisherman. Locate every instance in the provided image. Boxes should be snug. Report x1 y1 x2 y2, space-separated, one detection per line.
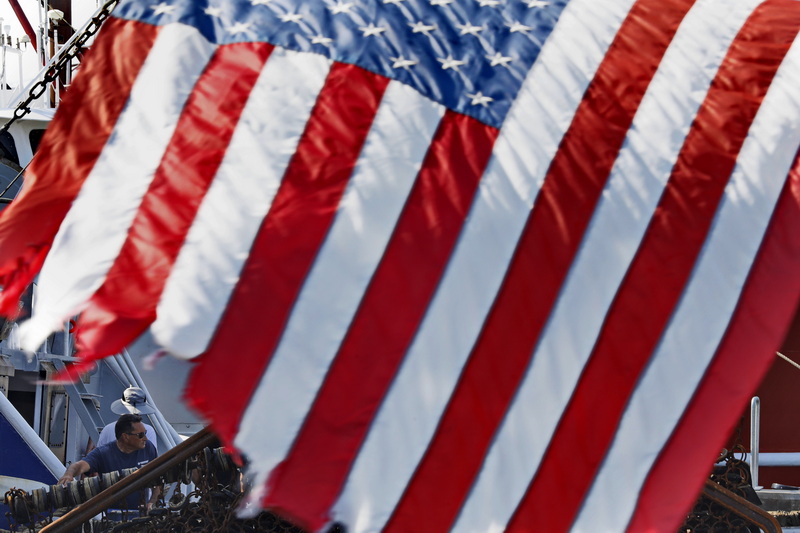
96 386 158 452
58 413 160 512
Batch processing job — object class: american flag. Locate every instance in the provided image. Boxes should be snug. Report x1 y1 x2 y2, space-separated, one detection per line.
0 0 799 530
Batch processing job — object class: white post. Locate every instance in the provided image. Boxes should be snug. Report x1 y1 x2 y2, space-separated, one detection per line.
751 396 762 489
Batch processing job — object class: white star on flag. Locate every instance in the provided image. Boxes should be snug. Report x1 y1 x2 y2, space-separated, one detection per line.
507 21 532 32
466 91 493 106
429 0 453 6
280 13 303 23
457 23 484 36
150 2 176 15
204 6 223 16
437 55 467 70
311 34 333 46
329 1 353 14
486 51 512 66
409 21 437 35
360 23 387 37
523 0 549 6
390 56 418 69
226 21 252 34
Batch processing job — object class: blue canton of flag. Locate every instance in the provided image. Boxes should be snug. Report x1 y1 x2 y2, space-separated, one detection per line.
114 0 567 127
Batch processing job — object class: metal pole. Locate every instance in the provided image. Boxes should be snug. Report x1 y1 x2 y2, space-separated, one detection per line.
112 353 138 388
62 320 69 357
6 0 37 49
103 356 130 387
40 427 216 533
750 396 761 490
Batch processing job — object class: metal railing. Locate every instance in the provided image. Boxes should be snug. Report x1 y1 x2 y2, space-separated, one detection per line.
751 395 761 489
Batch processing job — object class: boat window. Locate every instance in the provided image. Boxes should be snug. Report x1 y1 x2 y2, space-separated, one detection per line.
0 131 18 166
47 391 67 448
29 129 45 155
7 370 37 427
0 162 22 202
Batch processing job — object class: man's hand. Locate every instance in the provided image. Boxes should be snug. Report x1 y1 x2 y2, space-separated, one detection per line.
58 460 90 486
146 484 163 513
56 473 75 486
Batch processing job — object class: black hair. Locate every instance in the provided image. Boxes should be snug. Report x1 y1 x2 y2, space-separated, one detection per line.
115 413 143 440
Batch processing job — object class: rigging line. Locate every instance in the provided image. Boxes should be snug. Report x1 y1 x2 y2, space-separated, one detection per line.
776 351 800 372
0 160 29 201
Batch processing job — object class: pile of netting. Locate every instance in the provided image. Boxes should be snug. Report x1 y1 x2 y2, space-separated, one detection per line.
4 447 341 533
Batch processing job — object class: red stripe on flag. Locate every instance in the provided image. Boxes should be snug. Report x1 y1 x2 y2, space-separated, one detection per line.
383 1 694 531
507 2 800 531
184 63 390 446
260 111 497 531
0 18 157 315
627 142 800 533
73 42 274 360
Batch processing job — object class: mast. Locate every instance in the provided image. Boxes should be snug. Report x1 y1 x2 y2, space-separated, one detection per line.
5 0 36 51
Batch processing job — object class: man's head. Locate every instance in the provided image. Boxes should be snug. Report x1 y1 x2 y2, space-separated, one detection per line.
114 413 148 450
111 386 156 415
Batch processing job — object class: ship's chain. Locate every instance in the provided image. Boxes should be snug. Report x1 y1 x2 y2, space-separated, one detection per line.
0 0 119 137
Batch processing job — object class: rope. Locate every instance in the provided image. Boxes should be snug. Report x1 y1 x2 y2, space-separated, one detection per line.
776 351 800 372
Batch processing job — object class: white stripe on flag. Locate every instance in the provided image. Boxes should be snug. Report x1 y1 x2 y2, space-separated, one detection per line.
152 47 332 358
329 0 636 530
451 0 751 529
571 31 800 533
233 79 444 499
17 24 214 351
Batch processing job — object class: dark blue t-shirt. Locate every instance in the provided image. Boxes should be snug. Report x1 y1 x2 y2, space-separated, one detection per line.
84 441 157 509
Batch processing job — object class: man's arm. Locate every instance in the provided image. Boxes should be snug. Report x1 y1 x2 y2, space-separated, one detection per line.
57 460 91 486
147 484 162 511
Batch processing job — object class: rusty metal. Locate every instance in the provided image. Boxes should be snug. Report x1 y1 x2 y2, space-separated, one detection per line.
680 445 781 532
700 479 781 533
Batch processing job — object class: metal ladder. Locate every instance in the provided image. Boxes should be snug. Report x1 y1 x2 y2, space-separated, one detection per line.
49 357 104 444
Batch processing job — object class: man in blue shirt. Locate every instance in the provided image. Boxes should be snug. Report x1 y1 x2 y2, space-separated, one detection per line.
96 387 158 452
58 413 159 511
